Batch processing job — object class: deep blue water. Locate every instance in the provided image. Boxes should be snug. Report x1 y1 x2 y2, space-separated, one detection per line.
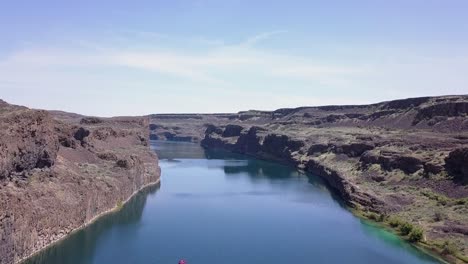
26 141 441 264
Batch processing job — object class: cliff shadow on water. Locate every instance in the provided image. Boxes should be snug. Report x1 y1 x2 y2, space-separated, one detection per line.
23 183 161 264
203 147 348 207
154 140 347 209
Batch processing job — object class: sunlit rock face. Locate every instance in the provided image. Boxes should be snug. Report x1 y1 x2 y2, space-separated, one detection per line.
0 100 160 264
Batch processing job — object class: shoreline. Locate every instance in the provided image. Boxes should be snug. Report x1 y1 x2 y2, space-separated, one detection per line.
355 211 453 264
202 144 466 264
17 139 462 264
16 178 161 264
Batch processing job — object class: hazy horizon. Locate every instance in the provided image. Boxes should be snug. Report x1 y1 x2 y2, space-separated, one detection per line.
2 94 467 118
1 0 468 116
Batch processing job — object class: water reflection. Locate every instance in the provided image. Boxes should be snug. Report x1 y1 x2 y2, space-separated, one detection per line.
205 149 341 202
24 141 441 264
154 141 439 262
154 140 339 203
25 183 160 264
151 140 207 160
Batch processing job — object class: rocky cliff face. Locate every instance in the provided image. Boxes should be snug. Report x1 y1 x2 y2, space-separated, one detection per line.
0 109 59 180
0 101 160 264
200 125 387 211
149 95 468 142
150 95 468 260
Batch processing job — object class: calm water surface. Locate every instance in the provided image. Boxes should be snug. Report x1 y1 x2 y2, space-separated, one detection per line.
26 141 441 264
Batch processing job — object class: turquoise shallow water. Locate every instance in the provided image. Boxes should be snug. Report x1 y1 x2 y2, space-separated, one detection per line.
26 141 441 264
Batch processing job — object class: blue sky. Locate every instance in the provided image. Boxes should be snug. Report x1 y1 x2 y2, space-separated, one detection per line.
1 0 467 116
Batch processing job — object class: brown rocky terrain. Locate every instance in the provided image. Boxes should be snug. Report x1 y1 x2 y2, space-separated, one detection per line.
0 100 160 264
150 95 468 263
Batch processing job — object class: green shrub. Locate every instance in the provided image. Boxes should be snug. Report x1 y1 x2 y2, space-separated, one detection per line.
408 227 423 242
368 213 376 220
441 241 458 255
378 213 385 222
437 197 448 206
388 217 402 228
366 212 385 222
420 189 449 205
400 222 413 235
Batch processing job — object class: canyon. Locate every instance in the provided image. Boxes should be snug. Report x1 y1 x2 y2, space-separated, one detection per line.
1 95 467 263
150 95 468 263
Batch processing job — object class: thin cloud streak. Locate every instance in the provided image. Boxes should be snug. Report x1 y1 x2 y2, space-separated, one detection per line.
1 31 467 116
0 32 366 87
241 30 288 47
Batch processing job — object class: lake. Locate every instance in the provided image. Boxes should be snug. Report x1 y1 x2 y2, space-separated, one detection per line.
25 140 441 264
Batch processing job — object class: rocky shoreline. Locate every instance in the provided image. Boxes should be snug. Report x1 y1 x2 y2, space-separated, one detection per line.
0 100 161 264
17 179 161 264
150 95 468 263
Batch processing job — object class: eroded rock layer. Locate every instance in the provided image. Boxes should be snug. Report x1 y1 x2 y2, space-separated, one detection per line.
0 100 160 264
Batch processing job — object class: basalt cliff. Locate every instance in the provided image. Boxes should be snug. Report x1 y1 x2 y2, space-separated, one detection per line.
150 95 468 263
0 100 160 264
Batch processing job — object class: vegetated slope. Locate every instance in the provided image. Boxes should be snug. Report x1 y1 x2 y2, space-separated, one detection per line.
150 95 468 263
0 100 160 264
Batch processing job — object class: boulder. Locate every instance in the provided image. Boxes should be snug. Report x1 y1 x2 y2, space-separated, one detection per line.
307 144 329 155
339 142 374 157
204 124 223 135
222 124 244 137
360 151 423 174
115 155 141 169
360 151 380 165
445 148 468 180
424 162 444 175
392 156 424 174
73 127 90 141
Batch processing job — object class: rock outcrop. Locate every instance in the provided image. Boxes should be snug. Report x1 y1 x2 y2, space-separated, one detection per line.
360 151 425 174
262 134 304 159
0 101 160 264
222 124 244 137
445 148 468 181
0 110 59 180
413 102 468 124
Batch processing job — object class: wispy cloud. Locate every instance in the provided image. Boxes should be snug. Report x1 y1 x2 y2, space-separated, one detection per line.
1 30 466 115
0 31 364 87
241 30 287 47
110 51 228 84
